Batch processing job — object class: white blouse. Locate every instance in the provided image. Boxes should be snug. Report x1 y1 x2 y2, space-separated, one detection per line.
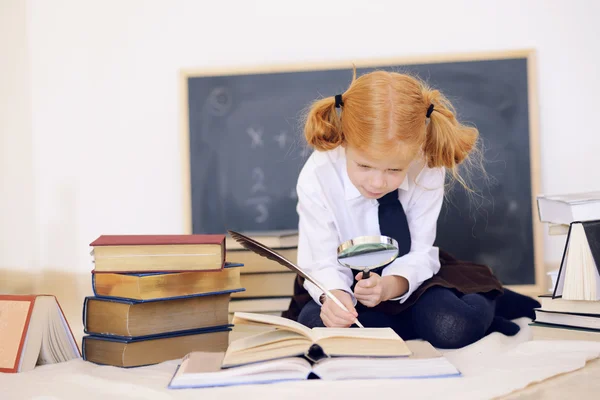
296 146 446 305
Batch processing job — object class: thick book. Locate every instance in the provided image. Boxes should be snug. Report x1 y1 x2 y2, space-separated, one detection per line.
168 340 460 388
226 230 298 251
231 272 296 298
83 289 239 338
552 220 600 300
0 295 80 373
530 322 600 342
537 191 600 224
226 248 296 274
229 297 292 314
90 234 226 273
534 309 600 330
82 326 230 367
538 294 600 315
221 312 411 368
91 262 243 301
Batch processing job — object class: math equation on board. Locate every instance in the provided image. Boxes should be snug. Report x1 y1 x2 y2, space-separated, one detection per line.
243 125 311 225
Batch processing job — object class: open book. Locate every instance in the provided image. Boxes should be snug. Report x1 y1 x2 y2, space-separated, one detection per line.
0 295 80 373
168 341 461 388
221 312 411 368
553 221 600 300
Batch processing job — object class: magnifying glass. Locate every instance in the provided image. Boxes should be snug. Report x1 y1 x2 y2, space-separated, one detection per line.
337 236 399 279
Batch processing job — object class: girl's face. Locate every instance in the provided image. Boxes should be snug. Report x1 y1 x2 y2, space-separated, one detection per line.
345 145 413 200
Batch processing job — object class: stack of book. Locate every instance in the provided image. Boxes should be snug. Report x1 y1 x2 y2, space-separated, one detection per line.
81 234 245 367
226 230 298 319
532 191 600 340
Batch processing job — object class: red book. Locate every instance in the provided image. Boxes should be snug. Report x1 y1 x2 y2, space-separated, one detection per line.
0 294 80 373
89 234 226 273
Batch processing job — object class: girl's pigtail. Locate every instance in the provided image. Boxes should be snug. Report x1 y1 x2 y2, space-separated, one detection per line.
304 96 344 151
422 89 480 188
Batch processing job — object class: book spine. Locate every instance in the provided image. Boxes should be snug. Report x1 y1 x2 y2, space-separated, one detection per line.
82 297 90 331
91 273 98 297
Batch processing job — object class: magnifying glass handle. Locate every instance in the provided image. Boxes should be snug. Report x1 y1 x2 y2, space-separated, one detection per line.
362 269 370 279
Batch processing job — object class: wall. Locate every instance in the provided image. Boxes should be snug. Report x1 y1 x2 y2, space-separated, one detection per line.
2 0 599 341
0 0 37 289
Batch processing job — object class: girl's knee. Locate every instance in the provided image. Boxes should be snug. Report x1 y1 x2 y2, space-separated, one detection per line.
297 301 324 328
417 310 487 349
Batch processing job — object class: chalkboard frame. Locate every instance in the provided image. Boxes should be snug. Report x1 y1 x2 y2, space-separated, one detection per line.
179 49 544 296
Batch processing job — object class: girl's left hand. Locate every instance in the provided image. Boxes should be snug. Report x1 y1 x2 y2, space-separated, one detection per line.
354 272 385 307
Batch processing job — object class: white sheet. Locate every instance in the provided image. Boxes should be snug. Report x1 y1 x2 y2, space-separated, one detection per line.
2 318 600 400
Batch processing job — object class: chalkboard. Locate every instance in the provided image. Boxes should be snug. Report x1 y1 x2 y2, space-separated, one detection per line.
181 50 543 292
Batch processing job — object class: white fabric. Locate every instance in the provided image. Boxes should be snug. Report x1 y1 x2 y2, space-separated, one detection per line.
296 146 445 305
2 319 600 400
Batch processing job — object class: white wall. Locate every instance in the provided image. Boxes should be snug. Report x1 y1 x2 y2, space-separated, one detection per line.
1 1 36 271
2 0 599 338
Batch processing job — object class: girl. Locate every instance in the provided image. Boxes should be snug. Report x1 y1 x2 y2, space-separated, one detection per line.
284 69 540 349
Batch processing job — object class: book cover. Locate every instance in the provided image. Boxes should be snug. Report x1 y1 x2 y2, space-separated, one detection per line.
0 295 36 373
90 234 225 246
0 294 80 373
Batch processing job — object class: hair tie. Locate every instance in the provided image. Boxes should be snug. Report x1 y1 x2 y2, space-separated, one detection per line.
335 94 344 108
426 104 434 118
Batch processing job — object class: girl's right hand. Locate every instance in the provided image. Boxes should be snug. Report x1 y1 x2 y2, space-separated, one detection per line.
320 289 359 328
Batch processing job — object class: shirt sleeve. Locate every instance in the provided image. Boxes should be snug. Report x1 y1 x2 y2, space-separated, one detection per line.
381 168 445 303
295 175 356 306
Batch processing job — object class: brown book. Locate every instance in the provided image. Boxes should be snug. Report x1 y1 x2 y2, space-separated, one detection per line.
229 297 292 314
530 322 600 342
0 295 80 373
231 272 296 298
83 327 230 367
538 294 600 314
83 292 232 338
92 264 242 301
225 230 298 250
90 234 225 273
226 248 297 274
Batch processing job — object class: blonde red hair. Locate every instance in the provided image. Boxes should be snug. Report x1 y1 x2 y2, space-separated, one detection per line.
303 69 480 187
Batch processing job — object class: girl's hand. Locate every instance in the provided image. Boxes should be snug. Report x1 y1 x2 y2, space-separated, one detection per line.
354 272 385 307
320 289 358 328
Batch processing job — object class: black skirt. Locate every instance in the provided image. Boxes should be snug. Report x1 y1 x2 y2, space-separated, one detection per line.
282 250 504 320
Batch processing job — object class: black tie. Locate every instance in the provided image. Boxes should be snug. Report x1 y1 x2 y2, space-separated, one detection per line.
377 188 411 260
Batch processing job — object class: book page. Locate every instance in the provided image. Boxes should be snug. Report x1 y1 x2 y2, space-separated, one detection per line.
0 299 33 370
170 356 310 388
312 327 411 357
312 355 459 380
39 298 80 364
582 227 600 300
232 312 313 339
227 329 310 354
563 224 586 300
311 327 401 341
